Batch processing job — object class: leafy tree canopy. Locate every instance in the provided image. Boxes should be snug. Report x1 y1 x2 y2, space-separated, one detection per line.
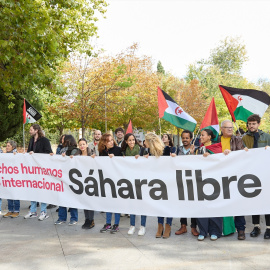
0 0 107 141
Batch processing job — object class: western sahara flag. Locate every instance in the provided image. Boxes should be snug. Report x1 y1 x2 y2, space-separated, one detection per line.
205 143 222 154
23 99 42 124
158 87 197 132
219 85 270 122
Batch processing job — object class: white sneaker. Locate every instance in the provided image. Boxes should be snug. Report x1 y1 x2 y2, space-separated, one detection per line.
138 226 146 236
38 211 49 221
121 213 125 217
128 226 135 235
24 212 37 219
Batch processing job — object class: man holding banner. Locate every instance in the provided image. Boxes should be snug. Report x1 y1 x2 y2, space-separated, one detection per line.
218 120 246 240
24 124 52 221
242 114 270 239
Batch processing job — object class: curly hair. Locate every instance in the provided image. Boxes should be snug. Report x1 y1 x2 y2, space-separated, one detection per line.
145 133 165 157
247 114 261 124
98 133 117 153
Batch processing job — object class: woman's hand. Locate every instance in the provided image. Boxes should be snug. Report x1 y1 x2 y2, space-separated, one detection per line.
50 153 54 156
62 153 66 157
70 155 73 158
244 147 249 151
91 154 96 158
135 155 140 159
223 149 231 155
265 146 269 150
203 152 210 157
170 153 176 157
143 153 149 159
29 151 34 155
109 154 114 158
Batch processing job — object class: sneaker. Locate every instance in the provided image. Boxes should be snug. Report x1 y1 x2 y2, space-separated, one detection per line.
38 212 49 221
210 235 218 241
110 224 119 234
10 212 19 218
100 223 111 233
138 226 146 236
24 212 37 219
68 220 78 226
82 219 95 229
3 212 13 218
55 219 66 225
128 226 135 235
198 235 205 241
121 213 125 217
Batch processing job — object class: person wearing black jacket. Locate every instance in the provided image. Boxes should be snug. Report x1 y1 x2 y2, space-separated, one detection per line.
99 133 122 234
54 135 79 226
24 124 52 221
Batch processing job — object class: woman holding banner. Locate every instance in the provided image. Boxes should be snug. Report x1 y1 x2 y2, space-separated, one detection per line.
191 129 223 241
74 138 96 230
55 135 79 226
122 133 147 236
99 133 122 234
144 133 173 239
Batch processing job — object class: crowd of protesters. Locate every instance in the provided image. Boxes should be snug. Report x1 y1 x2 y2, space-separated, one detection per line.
1 114 270 241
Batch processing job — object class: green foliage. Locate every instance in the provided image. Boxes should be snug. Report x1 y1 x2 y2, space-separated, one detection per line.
0 0 107 141
157 60 165 75
208 37 248 74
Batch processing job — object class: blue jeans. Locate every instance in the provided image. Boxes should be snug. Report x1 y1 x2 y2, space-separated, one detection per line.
30 201 47 213
8 199 20 212
106 212 120 225
158 217 173 226
234 216 246 231
58 207 78 222
130 215 147 226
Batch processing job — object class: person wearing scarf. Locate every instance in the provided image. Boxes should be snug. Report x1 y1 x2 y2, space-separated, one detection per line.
242 114 270 239
122 133 147 236
192 129 223 241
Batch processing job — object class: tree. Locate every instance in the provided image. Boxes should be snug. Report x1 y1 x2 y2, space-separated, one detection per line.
185 37 250 96
208 37 248 74
157 61 165 75
0 0 107 141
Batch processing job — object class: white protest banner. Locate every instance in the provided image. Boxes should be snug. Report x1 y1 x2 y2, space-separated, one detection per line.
0 148 269 218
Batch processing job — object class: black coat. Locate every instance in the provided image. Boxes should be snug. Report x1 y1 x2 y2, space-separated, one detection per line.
100 145 122 156
27 136 52 154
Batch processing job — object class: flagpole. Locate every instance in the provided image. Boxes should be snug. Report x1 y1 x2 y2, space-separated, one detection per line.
23 123 25 152
159 118 162 136
233 121 242 137
192 127 200 145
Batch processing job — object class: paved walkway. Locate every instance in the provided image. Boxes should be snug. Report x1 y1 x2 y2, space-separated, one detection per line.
0 200 269 270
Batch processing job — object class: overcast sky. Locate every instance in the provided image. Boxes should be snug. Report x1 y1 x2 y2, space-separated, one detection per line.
96 0 270 82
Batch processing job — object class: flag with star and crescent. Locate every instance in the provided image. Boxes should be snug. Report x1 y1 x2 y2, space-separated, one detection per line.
157 87 197 132
219 85 270 122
